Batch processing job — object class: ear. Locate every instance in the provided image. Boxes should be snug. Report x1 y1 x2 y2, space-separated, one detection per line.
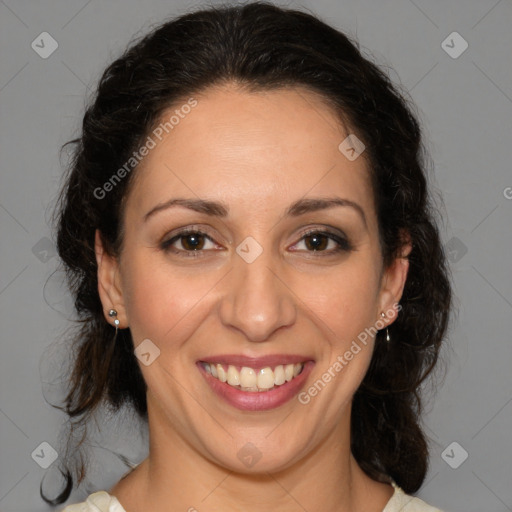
376 229 412 327
94 229 128 329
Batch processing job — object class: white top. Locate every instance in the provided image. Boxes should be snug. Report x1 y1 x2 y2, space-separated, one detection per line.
60 481 443 511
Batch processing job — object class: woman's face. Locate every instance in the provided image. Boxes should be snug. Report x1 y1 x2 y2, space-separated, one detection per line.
96 84 409 472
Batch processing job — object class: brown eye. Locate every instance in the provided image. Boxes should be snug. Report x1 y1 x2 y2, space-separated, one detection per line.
161 229 218 256
303 232 329 251
179 232 206 250
291 229 353 255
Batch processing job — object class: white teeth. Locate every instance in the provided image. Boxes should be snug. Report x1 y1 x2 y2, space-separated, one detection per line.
240 367 257 388
274 365 285 386
216 364 227 383
227 365 240 386
284 364 294 382
257 367 275 389
204 361 305 391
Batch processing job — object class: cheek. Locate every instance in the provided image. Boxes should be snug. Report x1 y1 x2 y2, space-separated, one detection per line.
121 252 214 347
295 259 381 341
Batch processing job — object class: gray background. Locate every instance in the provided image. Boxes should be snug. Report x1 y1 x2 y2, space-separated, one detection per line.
1 0 511 511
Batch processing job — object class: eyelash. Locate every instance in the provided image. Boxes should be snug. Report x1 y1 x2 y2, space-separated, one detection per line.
160 226 353 258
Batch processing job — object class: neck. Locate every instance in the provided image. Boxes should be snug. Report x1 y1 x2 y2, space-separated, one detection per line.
111 396 394 512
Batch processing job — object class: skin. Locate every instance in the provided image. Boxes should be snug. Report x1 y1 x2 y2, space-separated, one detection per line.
95 83 411 512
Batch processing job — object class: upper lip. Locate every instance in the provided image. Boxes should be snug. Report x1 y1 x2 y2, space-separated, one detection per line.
198 354 313 368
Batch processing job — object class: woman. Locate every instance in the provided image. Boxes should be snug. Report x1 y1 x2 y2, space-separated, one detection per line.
49 2 451 511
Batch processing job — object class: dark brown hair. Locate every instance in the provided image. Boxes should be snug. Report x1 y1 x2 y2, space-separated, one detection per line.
46 1 451 505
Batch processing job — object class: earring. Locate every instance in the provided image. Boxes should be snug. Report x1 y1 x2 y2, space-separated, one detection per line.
380 312 390 343
108 309 120 332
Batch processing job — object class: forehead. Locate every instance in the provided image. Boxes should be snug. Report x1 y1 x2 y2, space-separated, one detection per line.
124 84 374 220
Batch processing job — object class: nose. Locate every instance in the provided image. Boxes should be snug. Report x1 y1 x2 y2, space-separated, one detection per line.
218 246 297 343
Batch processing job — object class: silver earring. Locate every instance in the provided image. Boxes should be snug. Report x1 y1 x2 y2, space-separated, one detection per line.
380 312 390 343
108 309 120 332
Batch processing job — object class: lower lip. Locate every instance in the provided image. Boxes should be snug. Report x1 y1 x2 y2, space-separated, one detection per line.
197 361 315 411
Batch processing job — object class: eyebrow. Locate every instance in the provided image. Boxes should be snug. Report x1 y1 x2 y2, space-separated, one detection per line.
143 196 367 227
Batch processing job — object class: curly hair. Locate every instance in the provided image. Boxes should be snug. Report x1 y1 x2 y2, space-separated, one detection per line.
45 1 452 505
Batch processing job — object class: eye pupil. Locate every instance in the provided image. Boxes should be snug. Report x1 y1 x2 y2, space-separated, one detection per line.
305 233 327 251
182 233 204 250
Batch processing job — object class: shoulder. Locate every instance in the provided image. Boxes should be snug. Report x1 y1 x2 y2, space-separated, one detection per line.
60 491 126 512
60 482 443 512
384 481 444 512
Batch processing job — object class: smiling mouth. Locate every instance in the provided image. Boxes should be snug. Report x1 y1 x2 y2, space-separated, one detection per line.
199 362 305 392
